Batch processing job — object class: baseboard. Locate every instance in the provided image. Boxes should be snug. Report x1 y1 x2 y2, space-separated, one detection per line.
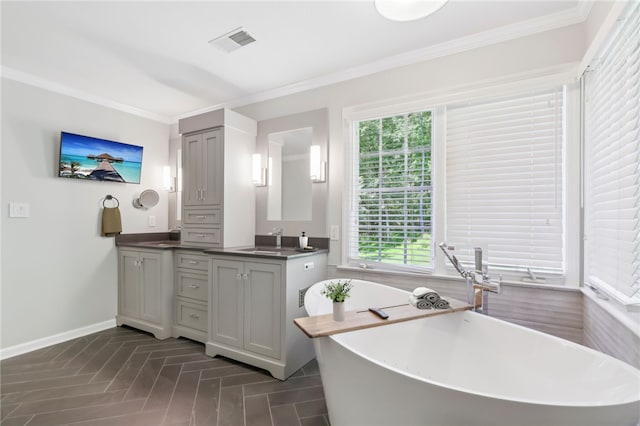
0 319 117 360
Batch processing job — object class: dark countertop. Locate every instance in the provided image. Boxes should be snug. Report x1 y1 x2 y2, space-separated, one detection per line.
115 232 328 260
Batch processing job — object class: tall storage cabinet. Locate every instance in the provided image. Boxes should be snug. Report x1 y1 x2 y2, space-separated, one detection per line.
116 248 173 339
179 109 256 248
182 129 222 209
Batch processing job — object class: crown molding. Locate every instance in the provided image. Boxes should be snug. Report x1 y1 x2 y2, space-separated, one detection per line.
2 2 593 125
343 62 580 122
176 1 593 121
1 66 172 124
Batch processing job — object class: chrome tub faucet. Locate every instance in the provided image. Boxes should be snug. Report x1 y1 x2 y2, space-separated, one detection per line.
439 242 501 315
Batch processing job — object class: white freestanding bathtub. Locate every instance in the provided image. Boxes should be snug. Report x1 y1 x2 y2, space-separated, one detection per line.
304 279 640 426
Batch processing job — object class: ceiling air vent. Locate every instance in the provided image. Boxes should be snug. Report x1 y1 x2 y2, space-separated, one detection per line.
209 27 256 53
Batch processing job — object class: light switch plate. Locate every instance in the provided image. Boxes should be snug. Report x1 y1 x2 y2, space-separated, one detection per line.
148 215 156 227
330 225 339 241
9 202 30 218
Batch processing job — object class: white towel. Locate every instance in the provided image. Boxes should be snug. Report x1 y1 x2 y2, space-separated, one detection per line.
412 287 440 303
409 295 433 310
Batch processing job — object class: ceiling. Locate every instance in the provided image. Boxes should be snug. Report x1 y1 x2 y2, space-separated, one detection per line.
1 1 588 123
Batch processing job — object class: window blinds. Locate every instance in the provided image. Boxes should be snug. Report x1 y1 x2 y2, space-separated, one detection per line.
349 112 433 270
585 2 640 301
446 88 565 274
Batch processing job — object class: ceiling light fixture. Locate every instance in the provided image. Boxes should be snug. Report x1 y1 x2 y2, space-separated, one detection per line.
374 0 448 22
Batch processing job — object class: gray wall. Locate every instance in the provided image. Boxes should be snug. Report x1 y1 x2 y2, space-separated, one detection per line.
1 78 170 351
327 267 584 344
583 294 640 369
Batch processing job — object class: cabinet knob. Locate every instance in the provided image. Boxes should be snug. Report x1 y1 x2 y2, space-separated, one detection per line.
195 234 205 238
188 284 200 289
188 260 198 264
189 313 200 319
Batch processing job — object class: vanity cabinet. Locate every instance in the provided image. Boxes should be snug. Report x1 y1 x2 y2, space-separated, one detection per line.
207 252 327 380
209 258 282 359
116 248 173 339
179 108 256 248
173 250 209 343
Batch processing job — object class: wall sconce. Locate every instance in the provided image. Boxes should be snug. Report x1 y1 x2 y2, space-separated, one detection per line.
252 153 267 187
176 149 183 192
163 165 175 192
310 145 326 183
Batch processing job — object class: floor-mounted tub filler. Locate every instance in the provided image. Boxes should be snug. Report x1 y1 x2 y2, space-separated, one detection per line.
303 279 640 426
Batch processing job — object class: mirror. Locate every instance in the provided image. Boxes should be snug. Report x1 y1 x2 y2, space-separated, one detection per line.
255 108 328 238
133 189 159 209
267 128 312 221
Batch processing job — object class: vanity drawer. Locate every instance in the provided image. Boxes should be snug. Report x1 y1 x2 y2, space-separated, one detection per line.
183 208 221 226
182 227 221 246
175 252 209 272
176 300 207 333
176 271 208 302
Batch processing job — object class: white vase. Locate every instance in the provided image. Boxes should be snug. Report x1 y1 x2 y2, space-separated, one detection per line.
333 301 345 321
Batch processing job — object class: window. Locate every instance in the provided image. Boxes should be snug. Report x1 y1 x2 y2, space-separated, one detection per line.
348 111 433 271
346 84 568 278
584 2 640 304
446 88 566 276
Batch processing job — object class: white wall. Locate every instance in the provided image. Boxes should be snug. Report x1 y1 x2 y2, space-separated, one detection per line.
237 24 586 266
1 78 170 351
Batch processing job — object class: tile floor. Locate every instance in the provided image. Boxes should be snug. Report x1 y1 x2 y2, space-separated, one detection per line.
0 326 329 425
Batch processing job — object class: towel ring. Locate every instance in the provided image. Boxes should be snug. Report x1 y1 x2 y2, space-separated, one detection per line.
103 195 119 208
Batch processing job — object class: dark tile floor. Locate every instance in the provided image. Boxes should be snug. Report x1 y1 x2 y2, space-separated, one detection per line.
0 327 329 425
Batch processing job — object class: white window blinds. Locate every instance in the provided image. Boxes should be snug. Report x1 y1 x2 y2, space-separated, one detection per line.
446 88 565 274
584 2 640 301
348 112 433 270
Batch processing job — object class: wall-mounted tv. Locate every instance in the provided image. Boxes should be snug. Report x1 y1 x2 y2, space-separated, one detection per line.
58 131 143 184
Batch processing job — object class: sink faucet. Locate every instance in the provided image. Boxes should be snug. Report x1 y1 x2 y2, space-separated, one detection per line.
271 227 283 248
438 242 501 315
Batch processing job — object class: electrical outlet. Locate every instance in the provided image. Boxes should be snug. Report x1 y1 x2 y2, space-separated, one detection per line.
148 215 156 227
299 286 310 308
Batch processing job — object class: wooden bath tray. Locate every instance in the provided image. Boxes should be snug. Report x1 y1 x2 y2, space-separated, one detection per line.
294 299 473 338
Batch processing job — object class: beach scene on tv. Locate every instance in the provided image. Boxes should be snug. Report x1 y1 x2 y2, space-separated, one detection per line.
59 132 143 183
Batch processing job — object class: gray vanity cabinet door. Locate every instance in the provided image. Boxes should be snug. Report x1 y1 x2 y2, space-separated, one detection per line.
119 250 141 319
201 129 223 207
139 251 162 324
182 133 203 208
243 262 282 359
182 129 223 209
210 259 244 348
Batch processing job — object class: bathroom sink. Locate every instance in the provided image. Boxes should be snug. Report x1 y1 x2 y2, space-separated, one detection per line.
137 240 179 247
236 247 282 255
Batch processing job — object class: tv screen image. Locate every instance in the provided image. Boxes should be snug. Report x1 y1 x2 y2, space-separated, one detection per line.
58 132 143 183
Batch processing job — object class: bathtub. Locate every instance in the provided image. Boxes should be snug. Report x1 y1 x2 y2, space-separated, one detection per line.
304 279 640 426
